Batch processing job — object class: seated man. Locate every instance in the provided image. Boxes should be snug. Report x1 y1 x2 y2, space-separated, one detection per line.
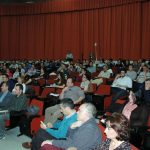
0 84 28 139
135 78 150 105
40 103 102 150
2 74 16 92
0 81 12 109
126 64 137 81
91 65 111 86
22 99 77 150
8 84 28 112
0 81 12 140
44 77 85 124
134 64 150 91
111 70 132 103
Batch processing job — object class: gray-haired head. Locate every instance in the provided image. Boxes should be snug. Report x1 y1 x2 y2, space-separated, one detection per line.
81 103 97 118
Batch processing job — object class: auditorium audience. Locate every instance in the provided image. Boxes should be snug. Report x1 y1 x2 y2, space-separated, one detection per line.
40 103 102 150
0 59 149 148
0 84 28 140
44 77 85 124
22 99 77 150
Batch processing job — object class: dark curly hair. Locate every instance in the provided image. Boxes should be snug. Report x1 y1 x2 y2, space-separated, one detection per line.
106 113 130 141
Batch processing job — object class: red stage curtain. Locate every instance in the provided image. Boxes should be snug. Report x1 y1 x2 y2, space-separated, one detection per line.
142 1 150 59
0 0 149 60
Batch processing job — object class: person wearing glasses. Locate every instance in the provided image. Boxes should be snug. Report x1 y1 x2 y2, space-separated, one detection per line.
94 113 131 150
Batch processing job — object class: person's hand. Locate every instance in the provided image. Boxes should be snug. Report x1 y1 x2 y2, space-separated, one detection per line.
71 121 83 129
41 140 53 147
145 84 150 90
40 121 47 129
62 87 68 93
116 74 121 79
67 147 77 150
46 122 53 128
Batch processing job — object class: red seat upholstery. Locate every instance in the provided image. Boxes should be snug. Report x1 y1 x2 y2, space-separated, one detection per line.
103 96 112 111
39 87 55 99
92 83 97 93
95 84 111 96
130 144 139 150
30 99 44 135
115 99 126 105
46 79 55 85
56 88 62 94
37 78 46 87
97 124 106 141
31 85 40 96
31 116 44 135
74 81 81 87
30 99 44 116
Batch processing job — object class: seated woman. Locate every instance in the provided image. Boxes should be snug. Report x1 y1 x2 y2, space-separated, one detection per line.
108 90 136 114
122 91 138 120
94 113 131 150
52 72 66 89
34 67 48 80
80 74 90 92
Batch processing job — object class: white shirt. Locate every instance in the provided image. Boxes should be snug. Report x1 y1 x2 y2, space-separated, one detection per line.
112 76 132 90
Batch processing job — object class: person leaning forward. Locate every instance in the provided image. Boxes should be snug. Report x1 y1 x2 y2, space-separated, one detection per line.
44 77 85 124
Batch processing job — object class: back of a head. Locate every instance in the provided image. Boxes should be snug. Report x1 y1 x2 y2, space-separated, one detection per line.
60 98 74 109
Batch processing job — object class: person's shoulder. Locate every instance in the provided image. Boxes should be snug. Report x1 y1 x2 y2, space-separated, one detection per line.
7 91 13 97
20 93 27 99
124 76 132 80
120 141 131 150
72 86 81 90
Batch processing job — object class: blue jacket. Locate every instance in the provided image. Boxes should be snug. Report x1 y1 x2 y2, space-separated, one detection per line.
46 113 77 139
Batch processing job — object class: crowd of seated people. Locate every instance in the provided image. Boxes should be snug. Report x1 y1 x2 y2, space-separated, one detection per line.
22 98 77 150
44 77 85 125
0 59 150 149
40 103 102 150
0 83 28 140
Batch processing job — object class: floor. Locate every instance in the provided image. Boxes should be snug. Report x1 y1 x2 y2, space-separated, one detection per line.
0 127 31 150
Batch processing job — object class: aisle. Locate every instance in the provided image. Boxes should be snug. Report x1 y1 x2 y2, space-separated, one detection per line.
0 127 31 150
